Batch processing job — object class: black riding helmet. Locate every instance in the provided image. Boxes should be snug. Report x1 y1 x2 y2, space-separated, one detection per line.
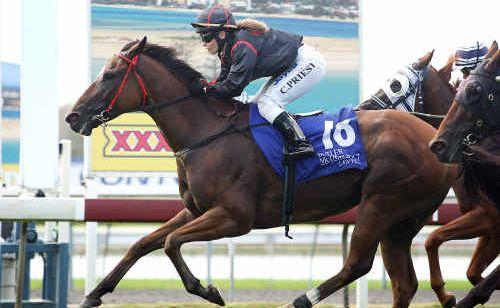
191 5 237 53
191 5 236 32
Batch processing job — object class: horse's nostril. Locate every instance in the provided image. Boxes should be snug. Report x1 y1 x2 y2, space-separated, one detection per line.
65 112 80 124
430 139 447 155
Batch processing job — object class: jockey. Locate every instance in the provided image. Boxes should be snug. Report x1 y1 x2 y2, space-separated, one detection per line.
191 5 326 158
454 41 488 80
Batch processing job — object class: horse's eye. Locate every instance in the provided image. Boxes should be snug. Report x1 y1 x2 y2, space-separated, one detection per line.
390 80 402 93
466 82 482 101
102 72 115 81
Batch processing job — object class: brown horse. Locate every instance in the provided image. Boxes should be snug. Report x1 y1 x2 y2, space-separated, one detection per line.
356 49 499 307
67 37 456 308
430 43 500 307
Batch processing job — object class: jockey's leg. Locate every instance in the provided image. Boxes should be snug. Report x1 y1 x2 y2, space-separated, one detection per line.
257 44 326 158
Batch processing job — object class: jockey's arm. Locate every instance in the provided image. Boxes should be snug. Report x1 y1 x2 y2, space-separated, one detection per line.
206 42 257 97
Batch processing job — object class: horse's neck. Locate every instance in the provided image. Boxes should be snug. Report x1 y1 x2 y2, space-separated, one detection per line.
148 97 235 153
423 72 455 116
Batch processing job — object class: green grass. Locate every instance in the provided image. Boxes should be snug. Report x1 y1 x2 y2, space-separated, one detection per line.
32 278 476 291
96 304 336 308
71 301 500 308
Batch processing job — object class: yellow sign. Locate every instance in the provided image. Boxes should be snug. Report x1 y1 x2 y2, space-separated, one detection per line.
90 112 177 173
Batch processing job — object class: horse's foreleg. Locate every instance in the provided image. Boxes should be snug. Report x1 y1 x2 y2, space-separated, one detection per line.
424 207 491 308
80 208 195 308
457 264 500 308
284 203 384 308
163 206 252 306
466 234 500 286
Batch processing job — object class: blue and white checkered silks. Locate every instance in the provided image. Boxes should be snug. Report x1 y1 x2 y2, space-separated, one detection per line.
455 41 488 69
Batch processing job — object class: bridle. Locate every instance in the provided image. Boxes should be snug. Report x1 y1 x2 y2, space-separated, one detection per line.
92 50 241 157
92 52 192 124
454 60 500 151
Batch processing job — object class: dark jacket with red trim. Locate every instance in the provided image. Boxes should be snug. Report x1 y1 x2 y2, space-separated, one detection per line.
207 28 303 97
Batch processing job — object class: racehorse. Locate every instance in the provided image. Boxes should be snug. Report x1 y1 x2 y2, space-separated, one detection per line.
357 48 499 307
430 42 500 307
66 37 457 308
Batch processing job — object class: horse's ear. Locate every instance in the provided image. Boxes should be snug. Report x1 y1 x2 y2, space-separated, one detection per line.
437 54 455 83
485 50 500 72
128 36 148 58
484 41 498 60
413 50 434 70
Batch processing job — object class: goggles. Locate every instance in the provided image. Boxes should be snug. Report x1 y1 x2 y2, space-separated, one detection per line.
200 31 217 43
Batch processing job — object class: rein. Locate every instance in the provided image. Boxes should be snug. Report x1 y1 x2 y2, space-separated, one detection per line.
408 111 445 119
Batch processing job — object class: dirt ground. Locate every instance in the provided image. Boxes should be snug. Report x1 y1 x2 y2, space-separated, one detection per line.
58 288 500 307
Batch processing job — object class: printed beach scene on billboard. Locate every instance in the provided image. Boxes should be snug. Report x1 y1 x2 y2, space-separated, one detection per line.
91 2 359 113
87 1 359 176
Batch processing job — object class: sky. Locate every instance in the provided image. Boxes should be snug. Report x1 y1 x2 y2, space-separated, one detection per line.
0 0 21 64
360 0 498 96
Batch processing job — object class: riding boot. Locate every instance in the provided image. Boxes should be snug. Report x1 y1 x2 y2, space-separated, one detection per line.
273 112 314 159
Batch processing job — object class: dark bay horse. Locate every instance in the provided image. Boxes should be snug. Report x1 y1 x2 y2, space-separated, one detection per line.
456 264 500 308
67 37 457 308
430 43 500 307
356 49 499 307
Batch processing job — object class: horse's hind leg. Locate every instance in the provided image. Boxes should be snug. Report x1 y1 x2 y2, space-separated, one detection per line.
467 234 500 287
80 208 195 308
425 207 493 308
163 205 252 306
284 203 385 307
457 264 500 308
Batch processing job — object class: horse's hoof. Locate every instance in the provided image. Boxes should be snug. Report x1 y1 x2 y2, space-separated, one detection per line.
79 296 102 308
206 284 225 306
441 293 456 308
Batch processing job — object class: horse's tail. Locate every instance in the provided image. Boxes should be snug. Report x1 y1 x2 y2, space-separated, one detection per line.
236 18 268 34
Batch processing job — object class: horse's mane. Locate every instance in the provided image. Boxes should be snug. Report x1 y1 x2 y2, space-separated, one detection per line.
463 134 500 209
122 40 204 83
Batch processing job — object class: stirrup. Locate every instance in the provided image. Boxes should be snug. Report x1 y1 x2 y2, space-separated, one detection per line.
286 143 314 159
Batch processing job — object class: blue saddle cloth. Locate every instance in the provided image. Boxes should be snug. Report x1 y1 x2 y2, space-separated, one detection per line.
249 104 367 184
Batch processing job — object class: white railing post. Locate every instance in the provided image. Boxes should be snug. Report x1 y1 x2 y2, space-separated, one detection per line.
227 239 235 303
85 179 98 295
58 140 72 243
356 275 368 308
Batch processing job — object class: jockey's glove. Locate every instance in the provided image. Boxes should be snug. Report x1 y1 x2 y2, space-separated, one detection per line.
204 85 218 96
189 79 207 97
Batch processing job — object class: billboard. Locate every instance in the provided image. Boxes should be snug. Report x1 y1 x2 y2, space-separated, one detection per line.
87 1 360 175
89 112 177 174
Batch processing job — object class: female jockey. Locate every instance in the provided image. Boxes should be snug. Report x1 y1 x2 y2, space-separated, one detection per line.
191 5 327 158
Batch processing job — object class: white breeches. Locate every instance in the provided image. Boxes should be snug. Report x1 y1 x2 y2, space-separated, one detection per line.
252 44 327 123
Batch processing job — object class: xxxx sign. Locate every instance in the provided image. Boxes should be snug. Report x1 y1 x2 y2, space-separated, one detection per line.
89 112 177 173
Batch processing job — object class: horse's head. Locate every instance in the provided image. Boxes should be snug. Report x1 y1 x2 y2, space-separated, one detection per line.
66 36 202 136
359 51 434 112
65 37 151 135
430 41 500 163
